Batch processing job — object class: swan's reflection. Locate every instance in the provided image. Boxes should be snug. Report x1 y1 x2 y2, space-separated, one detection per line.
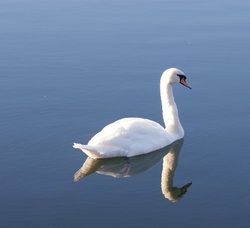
74 139 192 202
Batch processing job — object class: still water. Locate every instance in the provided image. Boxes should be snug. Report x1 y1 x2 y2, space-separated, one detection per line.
1 0 250 227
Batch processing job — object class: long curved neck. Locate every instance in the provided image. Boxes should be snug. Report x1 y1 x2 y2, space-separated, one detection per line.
160 77 184 137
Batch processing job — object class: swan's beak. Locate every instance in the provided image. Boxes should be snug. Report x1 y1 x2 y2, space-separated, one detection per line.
180 78 192 89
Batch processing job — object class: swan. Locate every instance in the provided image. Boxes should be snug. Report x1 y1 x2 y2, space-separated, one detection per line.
73 68 191 159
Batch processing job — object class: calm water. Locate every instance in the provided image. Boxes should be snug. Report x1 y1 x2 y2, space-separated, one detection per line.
1 0 250 227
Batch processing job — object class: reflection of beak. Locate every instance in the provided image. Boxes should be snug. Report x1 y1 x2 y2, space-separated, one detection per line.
180 182 192 194
180 78 192 89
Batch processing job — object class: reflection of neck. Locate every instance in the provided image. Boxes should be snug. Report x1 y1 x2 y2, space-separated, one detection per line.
161 149 179 191
160 78 184 137
161 140 182 201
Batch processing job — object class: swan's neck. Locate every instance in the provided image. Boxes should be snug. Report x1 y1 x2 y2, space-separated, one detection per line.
160 80 184 137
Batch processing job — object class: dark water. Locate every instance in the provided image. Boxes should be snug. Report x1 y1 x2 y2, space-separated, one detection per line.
1 0 250 227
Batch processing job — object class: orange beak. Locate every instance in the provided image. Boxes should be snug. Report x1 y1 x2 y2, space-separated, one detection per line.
180 78 192 89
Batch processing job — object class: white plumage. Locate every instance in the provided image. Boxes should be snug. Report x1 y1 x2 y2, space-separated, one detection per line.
73 68 191 159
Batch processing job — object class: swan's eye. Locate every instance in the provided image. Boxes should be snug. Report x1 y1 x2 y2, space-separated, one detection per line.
177 74 187 82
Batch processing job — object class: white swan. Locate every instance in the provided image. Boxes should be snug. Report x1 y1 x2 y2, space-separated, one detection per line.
73 68 191 159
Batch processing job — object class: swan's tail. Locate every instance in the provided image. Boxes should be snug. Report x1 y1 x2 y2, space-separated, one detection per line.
73 143 101 159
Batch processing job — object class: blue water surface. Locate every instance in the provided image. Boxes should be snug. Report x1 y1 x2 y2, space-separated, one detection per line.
1 0 250 227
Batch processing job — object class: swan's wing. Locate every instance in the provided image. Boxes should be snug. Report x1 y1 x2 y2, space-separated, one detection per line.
87 118 175 157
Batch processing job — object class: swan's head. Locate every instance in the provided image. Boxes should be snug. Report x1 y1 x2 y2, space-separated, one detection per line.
163 68 192 89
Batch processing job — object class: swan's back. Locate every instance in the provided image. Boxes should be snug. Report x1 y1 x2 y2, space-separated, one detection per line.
86 118 176 158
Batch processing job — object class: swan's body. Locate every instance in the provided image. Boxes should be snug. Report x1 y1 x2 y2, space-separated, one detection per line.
73 68 191 159
74 118 175 158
